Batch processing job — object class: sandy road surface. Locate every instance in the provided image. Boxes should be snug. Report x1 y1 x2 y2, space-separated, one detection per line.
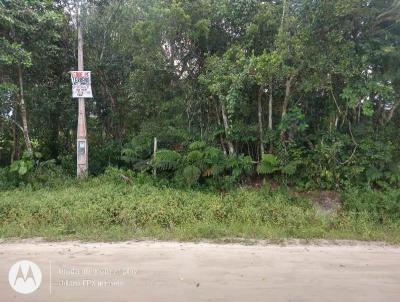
0 240 399 302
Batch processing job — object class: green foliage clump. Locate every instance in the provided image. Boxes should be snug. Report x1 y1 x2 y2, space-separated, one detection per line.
182 165 201 187
0 151 72 190
120 138 255 189
257 154 279 175
152 149 182 171
343 189 400 223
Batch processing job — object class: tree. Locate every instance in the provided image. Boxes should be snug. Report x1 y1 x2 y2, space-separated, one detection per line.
0 0 65 158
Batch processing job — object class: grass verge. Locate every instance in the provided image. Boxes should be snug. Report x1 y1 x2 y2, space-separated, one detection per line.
0 174 399 243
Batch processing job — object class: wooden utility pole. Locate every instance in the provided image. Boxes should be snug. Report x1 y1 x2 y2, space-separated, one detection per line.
76 5 88 177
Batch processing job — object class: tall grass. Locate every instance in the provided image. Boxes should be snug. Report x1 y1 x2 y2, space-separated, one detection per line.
0 171 399 243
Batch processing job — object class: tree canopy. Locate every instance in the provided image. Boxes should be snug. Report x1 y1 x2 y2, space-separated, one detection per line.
1 0 399 190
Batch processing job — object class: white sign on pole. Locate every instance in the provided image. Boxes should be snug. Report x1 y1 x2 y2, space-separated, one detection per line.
71 71 93 98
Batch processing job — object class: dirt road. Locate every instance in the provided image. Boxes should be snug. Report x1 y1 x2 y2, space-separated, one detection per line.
0 240 399 301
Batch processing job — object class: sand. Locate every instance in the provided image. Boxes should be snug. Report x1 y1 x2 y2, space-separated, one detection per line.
0 240 399 301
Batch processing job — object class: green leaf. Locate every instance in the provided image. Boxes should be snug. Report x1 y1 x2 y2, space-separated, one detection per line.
10 161 19 172
18 165 28 175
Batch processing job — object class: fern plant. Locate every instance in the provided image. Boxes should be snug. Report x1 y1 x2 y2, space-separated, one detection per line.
257 154 279 175
182 165 201 187
188 141 207 151
203 147 225 177
185 150 205 169
121 137 152 171
152 150 181 171
281 160 302 176
183 145 225 178
225 154 253 179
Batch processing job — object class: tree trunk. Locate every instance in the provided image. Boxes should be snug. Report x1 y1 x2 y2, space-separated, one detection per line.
281 75 295 141
213 100 227 155
280 0 287 31
268 83 273 130
257 87 264 157
11 114 17 162
387 101 399 122
282 75 294 119
17 65 33 158
153 137 157 176
220 102 235 155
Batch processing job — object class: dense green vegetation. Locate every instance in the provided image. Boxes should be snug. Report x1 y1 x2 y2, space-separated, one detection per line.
0 1 399 241
1 0 399 189
0 168 399 242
